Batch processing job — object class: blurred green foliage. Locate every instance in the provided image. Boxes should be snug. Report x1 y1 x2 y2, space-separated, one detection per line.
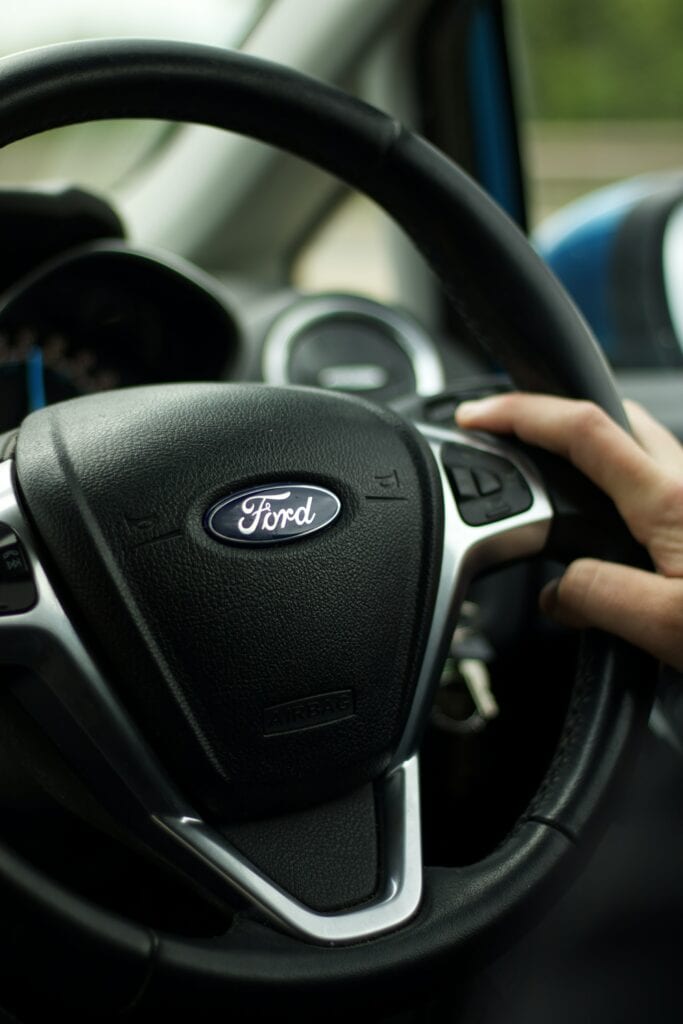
515 0 683 118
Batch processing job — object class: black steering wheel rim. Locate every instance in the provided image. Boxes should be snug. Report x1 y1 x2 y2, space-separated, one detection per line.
0 39 655 1016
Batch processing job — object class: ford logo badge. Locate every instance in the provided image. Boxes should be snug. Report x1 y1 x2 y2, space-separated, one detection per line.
205 484 341 546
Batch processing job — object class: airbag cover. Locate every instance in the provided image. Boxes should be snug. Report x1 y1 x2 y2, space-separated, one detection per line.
15 384 441 819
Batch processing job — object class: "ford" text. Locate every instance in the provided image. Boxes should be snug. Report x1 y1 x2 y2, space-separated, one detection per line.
238 491 316 535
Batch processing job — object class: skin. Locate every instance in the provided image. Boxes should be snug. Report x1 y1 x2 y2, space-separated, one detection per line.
455 393 683 671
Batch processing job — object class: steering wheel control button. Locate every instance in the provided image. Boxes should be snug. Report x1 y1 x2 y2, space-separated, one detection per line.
473 469 501 496
205 483 341 546
441 443 532 526
0 523 36 614
450 467 479 500
0 529 30 580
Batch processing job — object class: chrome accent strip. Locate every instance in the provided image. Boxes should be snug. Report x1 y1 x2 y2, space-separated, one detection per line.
262 294 445 397
156 755 421 945
0 461 187 816
391 423 553 768
0 460 421 945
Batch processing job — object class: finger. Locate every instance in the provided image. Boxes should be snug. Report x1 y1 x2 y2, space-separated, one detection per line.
456 393 671 538
624 399 683 474
540 558 683 672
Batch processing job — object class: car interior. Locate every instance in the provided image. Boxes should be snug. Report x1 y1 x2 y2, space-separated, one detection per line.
0 1 681 1021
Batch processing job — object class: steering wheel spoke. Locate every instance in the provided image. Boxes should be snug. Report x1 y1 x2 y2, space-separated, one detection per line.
392 421 553 766
421 421 554 571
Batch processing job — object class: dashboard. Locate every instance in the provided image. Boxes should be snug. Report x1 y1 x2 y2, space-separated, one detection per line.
0 184 513 442
3 189 681 449
0 238 463 432
0 242 238 434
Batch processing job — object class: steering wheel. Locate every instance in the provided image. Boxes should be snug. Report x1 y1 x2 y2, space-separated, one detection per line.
0 40 655 1018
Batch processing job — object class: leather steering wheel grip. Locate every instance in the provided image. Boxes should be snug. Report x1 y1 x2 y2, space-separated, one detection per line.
0 39 656 1016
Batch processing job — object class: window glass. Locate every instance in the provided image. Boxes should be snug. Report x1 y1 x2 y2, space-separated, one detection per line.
0 0 271 191
293 193 402 304
514 0 683 226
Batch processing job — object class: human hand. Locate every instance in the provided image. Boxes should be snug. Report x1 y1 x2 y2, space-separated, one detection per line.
455 393 683 671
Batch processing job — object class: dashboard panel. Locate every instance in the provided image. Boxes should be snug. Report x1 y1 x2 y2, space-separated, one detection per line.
1 202 682 448
0 238 457 435
0 242 239 433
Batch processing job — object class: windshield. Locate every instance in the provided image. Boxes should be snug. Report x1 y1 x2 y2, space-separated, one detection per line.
0 0 271 191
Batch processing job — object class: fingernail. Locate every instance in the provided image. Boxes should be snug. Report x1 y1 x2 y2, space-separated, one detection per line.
456 397 499 424
539 577 561 616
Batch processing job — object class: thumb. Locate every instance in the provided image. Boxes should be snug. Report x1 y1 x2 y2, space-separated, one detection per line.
540 558 683 672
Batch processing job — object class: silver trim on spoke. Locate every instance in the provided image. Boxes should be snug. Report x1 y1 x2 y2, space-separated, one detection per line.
156 755 421 945
0 461 187 816
391 423 553 769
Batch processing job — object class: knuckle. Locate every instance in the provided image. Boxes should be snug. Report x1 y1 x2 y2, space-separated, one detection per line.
566 403 611 465
622 472 682 541
655 475 683 519
558 558 601 608
624 398 645 417
572 401 608 439
637 475 683 558
494 391 521 415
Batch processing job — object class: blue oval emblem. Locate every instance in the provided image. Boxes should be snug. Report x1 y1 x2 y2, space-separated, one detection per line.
205 484 341 546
